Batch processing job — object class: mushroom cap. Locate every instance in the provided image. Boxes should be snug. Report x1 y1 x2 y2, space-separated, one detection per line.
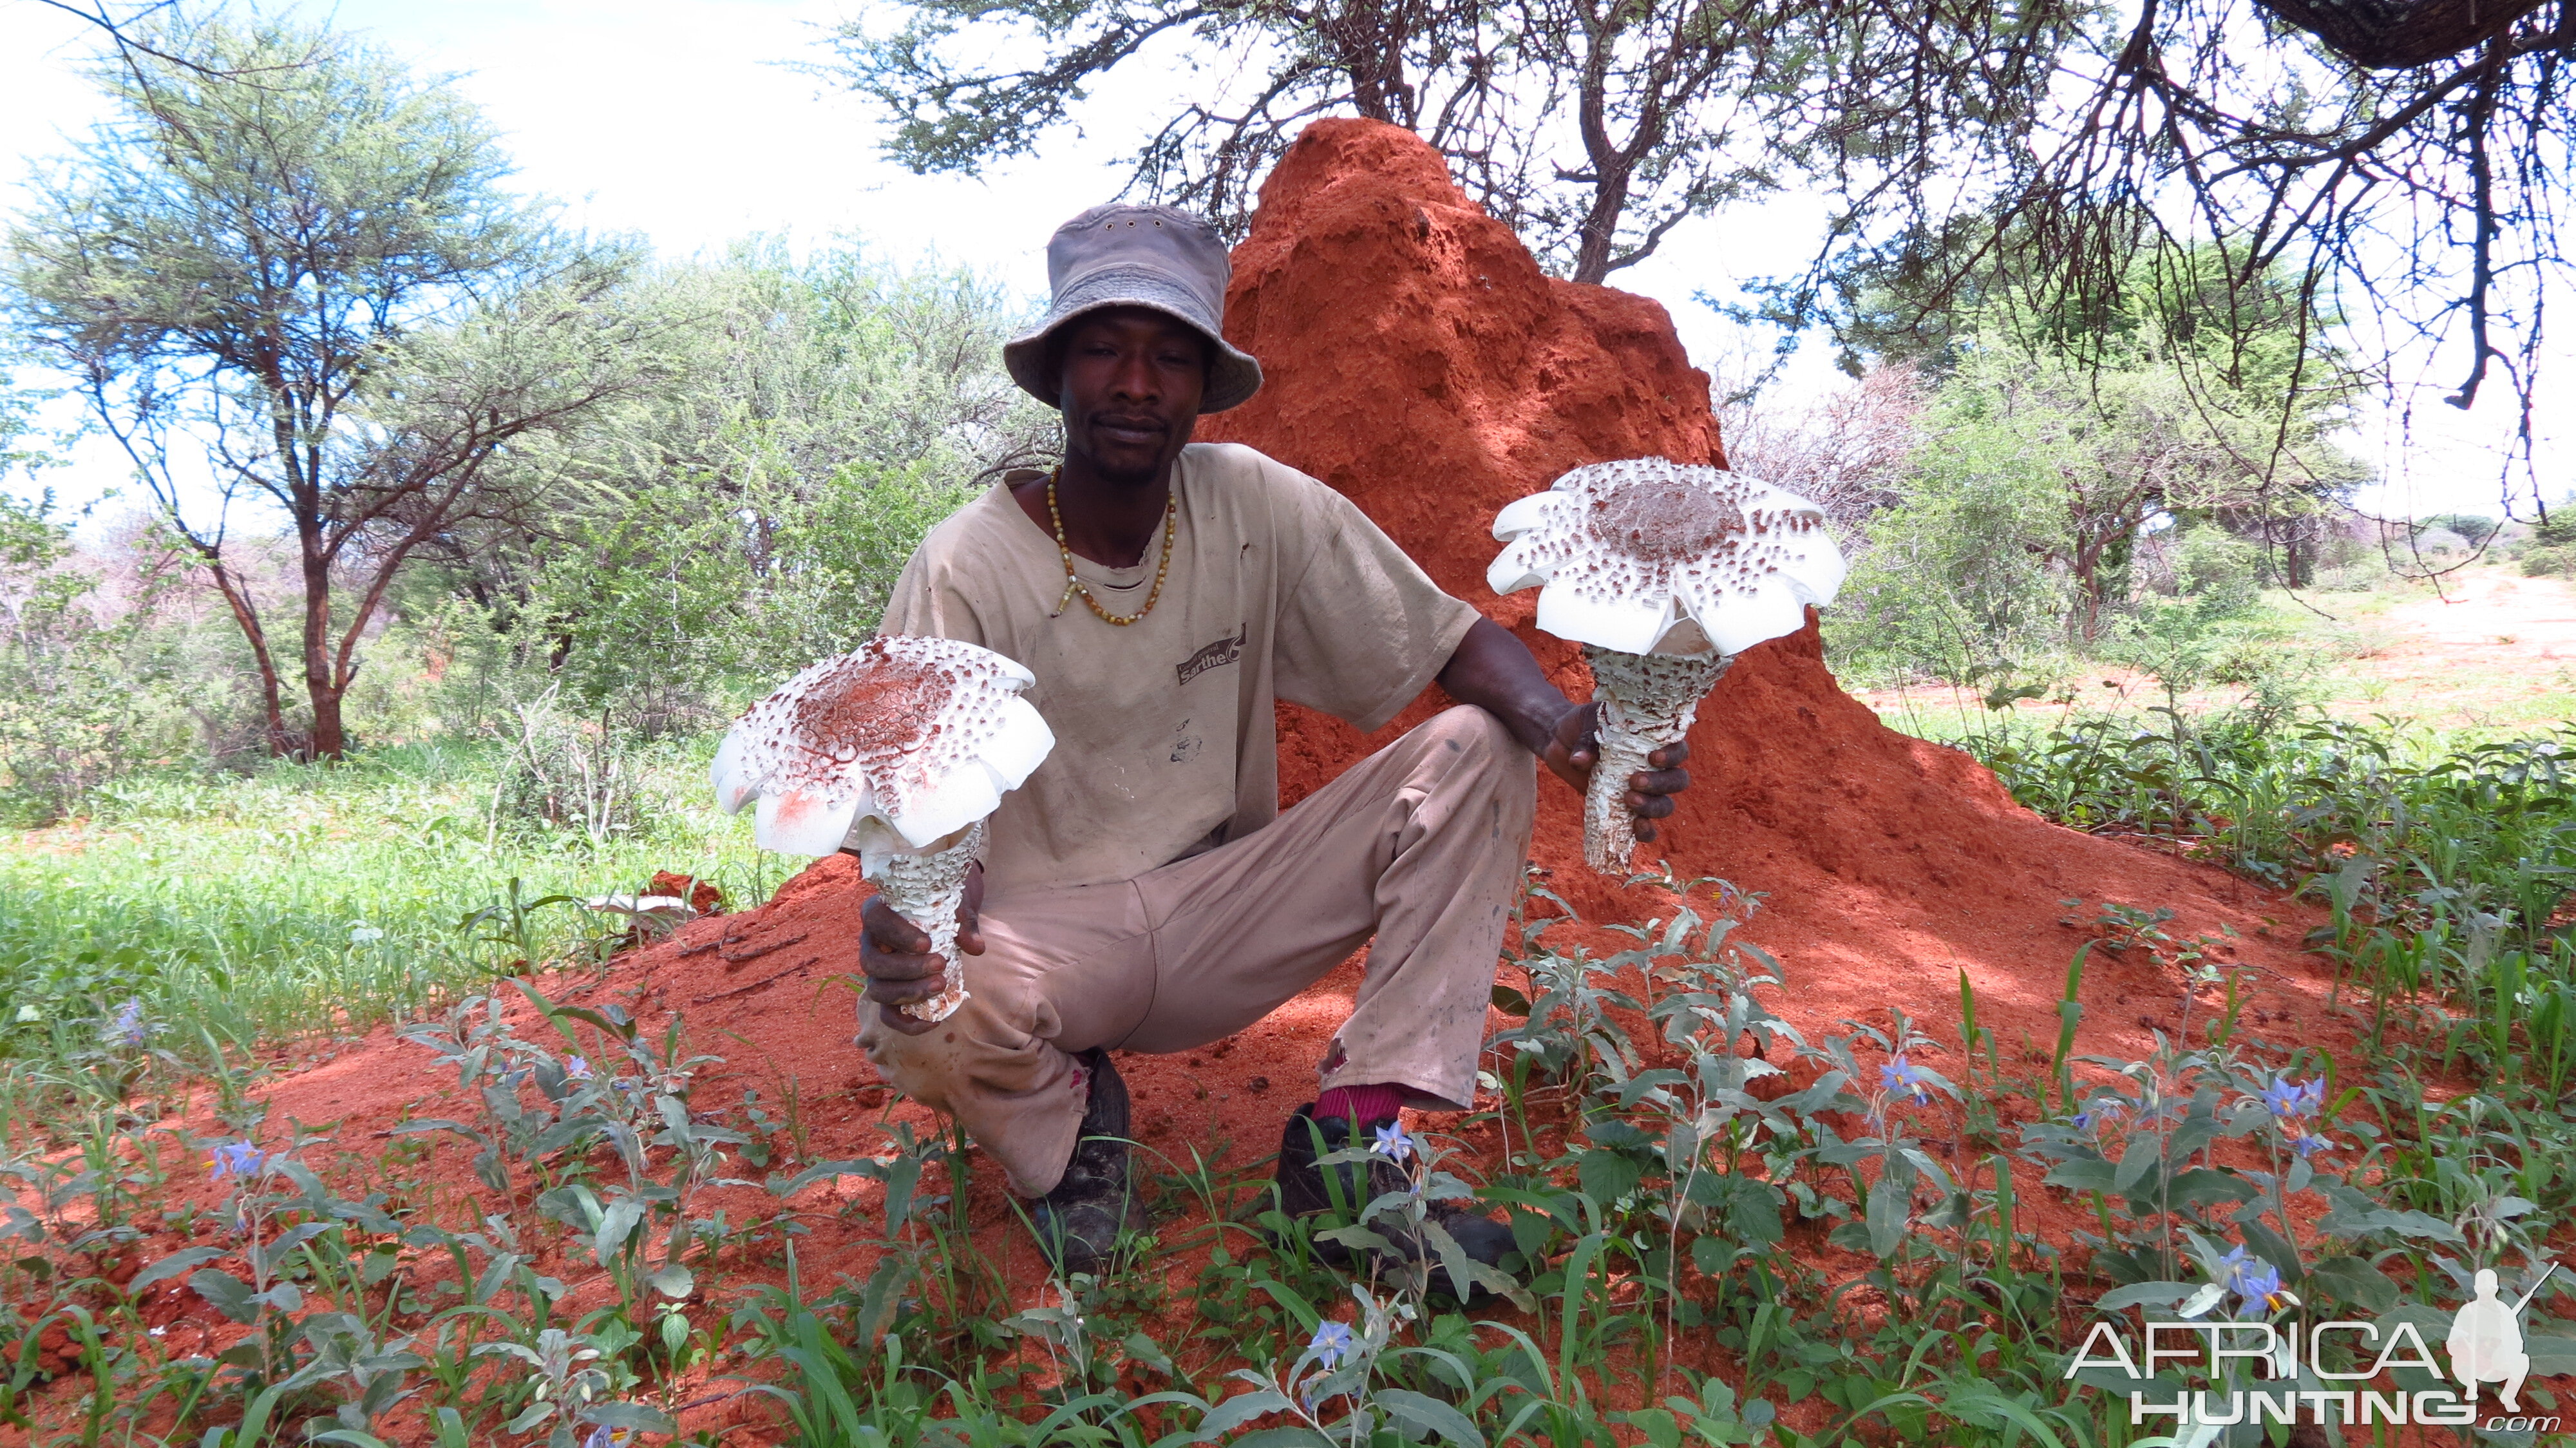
1487 458 1846 656
711 634 1056 859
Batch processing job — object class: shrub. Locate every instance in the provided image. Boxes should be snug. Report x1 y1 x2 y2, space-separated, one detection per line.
2523 544 2576 578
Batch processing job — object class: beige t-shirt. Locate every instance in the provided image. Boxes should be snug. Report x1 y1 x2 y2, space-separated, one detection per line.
879 441 1480 894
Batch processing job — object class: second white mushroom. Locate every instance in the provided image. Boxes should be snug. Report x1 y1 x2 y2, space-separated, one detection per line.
1488 457 1847 875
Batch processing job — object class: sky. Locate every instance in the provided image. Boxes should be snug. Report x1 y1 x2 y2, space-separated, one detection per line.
0 0 2550 525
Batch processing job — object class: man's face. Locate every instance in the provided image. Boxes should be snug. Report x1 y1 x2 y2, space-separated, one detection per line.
1054 307 1209 486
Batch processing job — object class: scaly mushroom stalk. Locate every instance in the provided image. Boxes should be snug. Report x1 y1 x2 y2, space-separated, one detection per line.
711 635 1055 1022
1580 645 1731 875
871 819 985 1021
1488 458 1846 877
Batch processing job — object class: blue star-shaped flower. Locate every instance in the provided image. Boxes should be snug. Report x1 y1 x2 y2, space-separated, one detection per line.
2219 1244 2289 1317
1370 1121 1414 1164
1879 1057 1932 1105
2070 1096 2130 1133
2260 1076 2322 1121
1308 1320 1355 1370
208 1141 264 1181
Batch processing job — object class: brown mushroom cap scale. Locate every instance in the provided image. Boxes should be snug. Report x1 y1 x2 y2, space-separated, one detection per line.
1488 458 1845 657
712 635 1055 864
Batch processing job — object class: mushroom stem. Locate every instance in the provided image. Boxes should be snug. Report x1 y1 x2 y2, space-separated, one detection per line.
1582 645 1730 877
877 819 987 1024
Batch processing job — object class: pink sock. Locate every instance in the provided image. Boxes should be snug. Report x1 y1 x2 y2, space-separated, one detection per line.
1315 1083 1408 1123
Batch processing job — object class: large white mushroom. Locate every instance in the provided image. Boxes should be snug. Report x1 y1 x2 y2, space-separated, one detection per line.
1487 458 1847 875
712 635 1055 1022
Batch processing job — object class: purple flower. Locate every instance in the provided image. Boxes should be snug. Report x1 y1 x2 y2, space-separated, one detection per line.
1307 1320 1355 1370
2261 1077 2323 1122
2070 1096 2130 1133
1879 1056 1932 1105
108 998 147 1048
208 1141 264 1181
2219 1245 2289 1317
1370 1121 1414 1164
564 1056 593 1082
2289 1132 2331 1157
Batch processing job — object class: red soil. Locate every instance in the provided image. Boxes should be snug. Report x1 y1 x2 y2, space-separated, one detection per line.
12 119 2363 1446
248 122 2346 1183
648 870 724 915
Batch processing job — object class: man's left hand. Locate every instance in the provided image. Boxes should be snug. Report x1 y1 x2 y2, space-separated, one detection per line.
1543 702 1690 839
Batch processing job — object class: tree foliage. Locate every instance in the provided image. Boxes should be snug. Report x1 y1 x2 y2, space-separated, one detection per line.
844 0 2574 511
1828 260 2363 688
0 241 1039 806
430 242 1052 731
824 0 2082 282
4 12 656 760
0 495 204 821
1782 0 2576 520
2420 512 2503 548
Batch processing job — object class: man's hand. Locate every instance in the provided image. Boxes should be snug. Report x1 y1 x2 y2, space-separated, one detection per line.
1435 618 1694 836
1543 702 1691 839
858 862 985 1035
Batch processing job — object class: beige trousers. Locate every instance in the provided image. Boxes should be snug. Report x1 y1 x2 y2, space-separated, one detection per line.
856 706 1538 1196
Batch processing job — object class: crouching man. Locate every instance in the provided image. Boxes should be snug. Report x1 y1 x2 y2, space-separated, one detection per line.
854 204 1689 1275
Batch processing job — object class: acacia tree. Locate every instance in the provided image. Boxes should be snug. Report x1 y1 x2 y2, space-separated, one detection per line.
1832 262 2363 688
5 14 652 759
29 0 292 78
825 0 2082 282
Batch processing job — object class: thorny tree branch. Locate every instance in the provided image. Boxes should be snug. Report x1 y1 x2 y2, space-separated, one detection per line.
1806 0 2576 526
828 0 2087 283
31 0 308 81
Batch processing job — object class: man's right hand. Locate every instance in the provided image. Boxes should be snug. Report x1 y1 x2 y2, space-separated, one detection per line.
858 862 984 1035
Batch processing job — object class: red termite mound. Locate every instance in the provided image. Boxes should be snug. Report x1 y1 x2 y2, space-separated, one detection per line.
1198 119 2337 1051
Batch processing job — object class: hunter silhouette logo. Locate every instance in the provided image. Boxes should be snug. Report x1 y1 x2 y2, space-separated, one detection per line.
2450 1264 2555 1412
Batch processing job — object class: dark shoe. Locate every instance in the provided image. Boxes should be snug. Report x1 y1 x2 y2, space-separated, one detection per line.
1029 1048 1147 1277
1273 1103 1515 1282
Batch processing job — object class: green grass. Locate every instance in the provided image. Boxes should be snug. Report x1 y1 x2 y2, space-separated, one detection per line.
1920 696 2576 1091
0 740 773 1074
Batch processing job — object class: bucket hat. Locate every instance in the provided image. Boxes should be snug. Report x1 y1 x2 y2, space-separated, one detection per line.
1003 204 1264 413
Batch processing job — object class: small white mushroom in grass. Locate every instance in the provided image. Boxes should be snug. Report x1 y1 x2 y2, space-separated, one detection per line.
712 635 1055 1022
1487 458 1847 875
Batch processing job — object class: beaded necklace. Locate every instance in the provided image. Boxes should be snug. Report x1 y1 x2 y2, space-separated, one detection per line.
1046 468 1177 626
